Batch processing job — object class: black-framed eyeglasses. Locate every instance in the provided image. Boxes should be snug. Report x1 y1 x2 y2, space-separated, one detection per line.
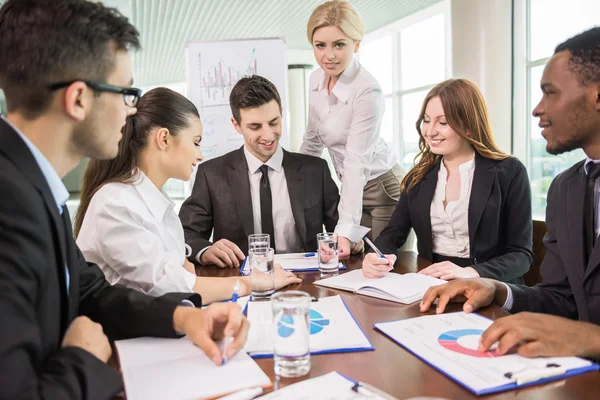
48 80 142 107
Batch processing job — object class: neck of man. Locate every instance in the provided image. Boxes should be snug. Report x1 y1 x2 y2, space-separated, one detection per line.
583 131 600 160
7 113 82 179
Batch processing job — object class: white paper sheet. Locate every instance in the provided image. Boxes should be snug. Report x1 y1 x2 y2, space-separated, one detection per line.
244 295 372 356
375 312 595 394
257 372 362 399
115 336 271 400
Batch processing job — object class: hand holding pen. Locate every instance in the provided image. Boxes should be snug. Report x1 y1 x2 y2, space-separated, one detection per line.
221 279 241 365
362 237 397 279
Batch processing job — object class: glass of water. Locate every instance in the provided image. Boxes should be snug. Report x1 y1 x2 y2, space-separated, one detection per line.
248 233 270 253
317 232 339 277
271 290 311 378
249 247 275 299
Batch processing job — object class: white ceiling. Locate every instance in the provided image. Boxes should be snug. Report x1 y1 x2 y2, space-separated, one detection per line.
0 0 442 87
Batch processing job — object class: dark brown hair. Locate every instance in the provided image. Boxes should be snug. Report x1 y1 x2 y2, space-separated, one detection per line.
229 75 282 124
401 79 509 193
74 88 200 236
0 0 140 119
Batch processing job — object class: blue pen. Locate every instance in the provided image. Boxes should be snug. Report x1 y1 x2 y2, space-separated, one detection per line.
222 279 240 365
363 237 393 270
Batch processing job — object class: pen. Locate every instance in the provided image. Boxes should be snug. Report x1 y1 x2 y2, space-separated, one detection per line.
351 382 399 400
222 279 240 365
218 386 263 400
275 252 316 259
363 236 393 269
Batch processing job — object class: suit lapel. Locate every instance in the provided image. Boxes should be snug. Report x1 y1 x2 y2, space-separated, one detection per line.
468 153 495 252
227 147 254 238
0 118 71 331
415 163 439 260
282 150 307 245
566 169 587 283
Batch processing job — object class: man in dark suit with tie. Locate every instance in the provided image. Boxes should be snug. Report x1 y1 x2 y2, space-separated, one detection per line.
0 1 248 399
420 27 600 359
180 75 340 268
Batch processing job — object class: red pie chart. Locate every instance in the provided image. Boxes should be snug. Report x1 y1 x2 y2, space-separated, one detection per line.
438 329 501 358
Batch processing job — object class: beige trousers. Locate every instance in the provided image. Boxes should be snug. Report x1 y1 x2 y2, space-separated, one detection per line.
361 164 415 251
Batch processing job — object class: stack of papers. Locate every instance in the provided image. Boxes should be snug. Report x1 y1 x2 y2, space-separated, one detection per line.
244 295 373 357
314 269 446 304
374 312 599 395
257 372 358 399
115 336 271 400
241 254 345 274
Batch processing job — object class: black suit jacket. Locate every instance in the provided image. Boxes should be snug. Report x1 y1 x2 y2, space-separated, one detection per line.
375 152 533 283
180 147 340 256
0 119 201 400
510 161 600 324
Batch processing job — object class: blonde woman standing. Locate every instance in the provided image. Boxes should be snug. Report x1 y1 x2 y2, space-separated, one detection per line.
301 0 404 258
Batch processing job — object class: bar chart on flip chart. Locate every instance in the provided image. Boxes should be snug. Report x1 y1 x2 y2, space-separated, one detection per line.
186 38 289 162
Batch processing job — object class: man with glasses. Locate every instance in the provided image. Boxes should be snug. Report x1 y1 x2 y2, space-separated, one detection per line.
0 1 249 399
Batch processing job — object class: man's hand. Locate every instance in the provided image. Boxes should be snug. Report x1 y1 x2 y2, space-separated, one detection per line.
419 262 479 280
173 302 249 366
419 278 507 314
201 239 245 268
479 313 600 358
362 252 396 278
61 316 112 363
337 236 352 260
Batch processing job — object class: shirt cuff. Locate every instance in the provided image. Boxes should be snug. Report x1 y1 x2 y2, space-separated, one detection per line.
195 246 212 265
500 282 514 312
334 223 365 243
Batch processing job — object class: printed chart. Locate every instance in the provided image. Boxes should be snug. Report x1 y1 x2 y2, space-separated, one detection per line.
437 329 501 358
277 310 331 338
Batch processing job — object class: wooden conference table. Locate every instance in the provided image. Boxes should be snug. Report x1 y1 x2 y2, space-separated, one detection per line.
195 251 599 399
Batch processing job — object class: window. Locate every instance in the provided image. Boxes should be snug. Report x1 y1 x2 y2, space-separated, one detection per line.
359 2 451 172
514 0 599 219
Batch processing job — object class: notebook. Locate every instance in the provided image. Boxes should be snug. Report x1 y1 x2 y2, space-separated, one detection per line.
374 312 599 395
244 295 373 357
115 336 271 400
313 269 446 304
240 254 346 274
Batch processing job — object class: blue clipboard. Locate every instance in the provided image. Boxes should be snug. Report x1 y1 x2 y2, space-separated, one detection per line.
248 296 374 359
240 256 347 275
373 312 600 396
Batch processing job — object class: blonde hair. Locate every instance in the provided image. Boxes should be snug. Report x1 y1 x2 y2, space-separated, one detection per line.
307 0 364 43
400 79 509 193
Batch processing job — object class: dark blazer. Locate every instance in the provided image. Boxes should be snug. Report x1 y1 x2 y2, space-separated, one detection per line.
375 152 533 284
0 119 201 400
180 147 340 256
510 161 600 324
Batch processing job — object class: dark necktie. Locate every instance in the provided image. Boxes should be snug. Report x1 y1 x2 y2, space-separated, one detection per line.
259 164 276 252
584 163 600 263
60 205 72 295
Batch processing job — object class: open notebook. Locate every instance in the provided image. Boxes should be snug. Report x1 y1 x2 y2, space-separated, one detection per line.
313 269 446 304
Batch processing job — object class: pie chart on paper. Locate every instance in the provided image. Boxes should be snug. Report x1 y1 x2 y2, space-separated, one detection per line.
277 310 331 338
438 329 501 358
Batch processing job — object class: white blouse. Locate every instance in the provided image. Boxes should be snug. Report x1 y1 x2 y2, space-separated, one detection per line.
300 58 397 242
430 158 476 258
76 171 196 297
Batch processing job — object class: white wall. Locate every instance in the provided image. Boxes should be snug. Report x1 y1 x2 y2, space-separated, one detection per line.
450 0 513 153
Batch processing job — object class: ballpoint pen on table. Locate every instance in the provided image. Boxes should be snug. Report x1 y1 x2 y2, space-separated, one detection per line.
222 279 240 365
363 236 393 270
351 381 400 400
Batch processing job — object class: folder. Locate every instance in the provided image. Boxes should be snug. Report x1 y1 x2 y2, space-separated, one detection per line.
240 254 346 275
373 312 599 395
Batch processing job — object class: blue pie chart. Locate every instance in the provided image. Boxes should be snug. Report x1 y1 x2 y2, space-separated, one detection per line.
277 309 330 337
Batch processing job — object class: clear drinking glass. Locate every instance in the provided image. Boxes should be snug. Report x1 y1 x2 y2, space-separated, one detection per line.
317 232 339 277
248 233 270 253
249 247 275 299
271 291 311 378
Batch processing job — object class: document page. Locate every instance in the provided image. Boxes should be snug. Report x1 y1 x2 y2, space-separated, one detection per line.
375 312 595 394
244 295 372 356
258 372 362 399
116 336 271 400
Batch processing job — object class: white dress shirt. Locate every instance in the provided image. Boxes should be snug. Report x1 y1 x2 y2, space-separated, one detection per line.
244 145 302 253
76 171 196 297
300 58 397 242
430 158 476 258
